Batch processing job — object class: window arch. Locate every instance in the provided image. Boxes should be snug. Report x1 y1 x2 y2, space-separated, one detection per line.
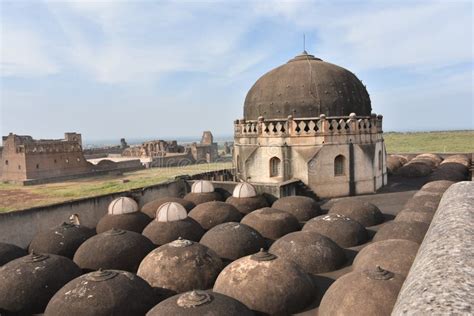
334 155 345 176
270 157 281 177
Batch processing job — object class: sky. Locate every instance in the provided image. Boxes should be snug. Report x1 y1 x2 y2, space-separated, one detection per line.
1 0 473 144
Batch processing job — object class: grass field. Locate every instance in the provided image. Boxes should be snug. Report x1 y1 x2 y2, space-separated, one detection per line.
0 162 232 212
384 130 474 153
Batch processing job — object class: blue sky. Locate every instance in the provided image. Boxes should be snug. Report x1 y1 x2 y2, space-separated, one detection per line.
1 0 472 143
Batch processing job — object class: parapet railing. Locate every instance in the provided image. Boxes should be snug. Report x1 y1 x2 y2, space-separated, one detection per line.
234 113 383 138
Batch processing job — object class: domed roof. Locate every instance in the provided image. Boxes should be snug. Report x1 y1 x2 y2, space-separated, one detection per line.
191 180 215 193
243 51 371 120
232 182 257 198
108 197 138 215
156 202 188 222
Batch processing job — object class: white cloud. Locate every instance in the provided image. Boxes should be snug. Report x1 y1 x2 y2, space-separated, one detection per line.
0 28 59 77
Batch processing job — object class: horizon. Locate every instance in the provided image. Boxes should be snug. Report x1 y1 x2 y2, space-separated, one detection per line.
1 1 473 140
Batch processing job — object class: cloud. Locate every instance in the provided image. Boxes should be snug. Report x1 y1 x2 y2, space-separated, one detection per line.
0 28 59 77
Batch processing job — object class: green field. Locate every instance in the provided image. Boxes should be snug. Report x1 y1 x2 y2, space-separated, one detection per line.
384 130 474 153
0 162 232 212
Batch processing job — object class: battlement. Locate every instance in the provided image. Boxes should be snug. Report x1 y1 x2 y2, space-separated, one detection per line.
234 113 383 138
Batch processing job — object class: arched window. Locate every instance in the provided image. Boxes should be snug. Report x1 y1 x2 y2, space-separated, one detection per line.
378 150 382 170
334 155 345 176
270 157 281 177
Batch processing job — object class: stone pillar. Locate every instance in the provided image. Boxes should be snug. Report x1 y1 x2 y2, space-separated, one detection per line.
392 181 474 315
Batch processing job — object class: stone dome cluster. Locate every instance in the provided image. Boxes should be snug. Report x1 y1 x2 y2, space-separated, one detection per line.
243 51 372 120
1 173 462 314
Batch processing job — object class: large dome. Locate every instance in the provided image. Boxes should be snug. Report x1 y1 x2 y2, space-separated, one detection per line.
243 51 371 120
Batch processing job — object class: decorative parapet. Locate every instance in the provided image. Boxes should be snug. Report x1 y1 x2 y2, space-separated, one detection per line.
234 113 383 138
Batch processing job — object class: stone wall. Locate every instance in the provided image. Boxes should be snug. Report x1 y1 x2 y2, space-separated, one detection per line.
0 179 186 248
392 181 473 315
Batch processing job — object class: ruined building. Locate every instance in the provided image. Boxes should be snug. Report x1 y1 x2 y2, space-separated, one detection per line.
233 51 387 198
1 133 92 182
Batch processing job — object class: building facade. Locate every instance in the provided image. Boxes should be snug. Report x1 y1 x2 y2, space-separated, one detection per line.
1 132 91 182
233 51 387 198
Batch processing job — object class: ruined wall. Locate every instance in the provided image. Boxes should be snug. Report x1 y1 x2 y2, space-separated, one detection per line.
1 133 92 182
0 179 186 248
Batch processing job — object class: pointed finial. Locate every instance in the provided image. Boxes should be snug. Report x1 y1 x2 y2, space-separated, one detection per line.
303 33 307 54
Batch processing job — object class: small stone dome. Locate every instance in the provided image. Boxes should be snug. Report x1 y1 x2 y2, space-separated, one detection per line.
0 253 82 314
157 202 188 222
441 154 470 167
142 211 205 246
213 249 316 314
328 199 384 227
272 195 321 222
192 180 215 193
108 196 138 214
373 221 429 244
141 197 195 218
319 266 405 315
184 191 224 205
243 51 371 120
403 195 441 213
241 207 300 241
353 239 419 277
420 180 455 193
398 162 433 178
438 162 469 176
302 214 368 247
137 239 223 294
96 212 151 234
73 229 155 272
232 182 257 198
200 222 266 262
387 155 408 175
0 242 27 266
45 269 156 316
28 222 95 259
416 153 442 166
428 167 467 182
188 201 242 230
225 195 269 214
269 231 345 274
395 209 434 225
146 290 255 316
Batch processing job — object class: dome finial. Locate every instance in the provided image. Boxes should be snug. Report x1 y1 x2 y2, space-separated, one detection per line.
302 33 308 55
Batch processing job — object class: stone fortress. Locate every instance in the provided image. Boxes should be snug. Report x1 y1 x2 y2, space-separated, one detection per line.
0 130 220 184
234 51 386 197
0 49 472 315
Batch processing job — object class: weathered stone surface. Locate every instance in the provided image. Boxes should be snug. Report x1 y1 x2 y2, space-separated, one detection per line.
302 213 368 247
0 253 82 314
96 212 151 234
319 266 405 316
28 222 95 259
141 197 195 218
241 207 300 240
188 201 242 230
0 242 27 266
200 222 265 262
373 221 429 244
395 209 434 224
328 199 384 227
146 290 255 316
73 229 155 272
213 249 316 315
184 192 224 205
225 195 269 214
142 217 204 246
403 195 441 213
269 231 345 274
353 239 419 277
398 162 432 178
138 239 223 294
272 195 321 222
45 269 157 316
420 180 455 193
392 181 474 315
